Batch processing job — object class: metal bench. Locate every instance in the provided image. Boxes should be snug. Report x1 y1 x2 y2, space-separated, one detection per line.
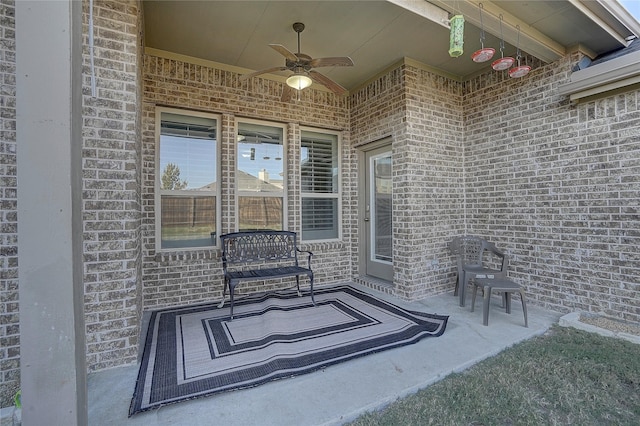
218 230 315 320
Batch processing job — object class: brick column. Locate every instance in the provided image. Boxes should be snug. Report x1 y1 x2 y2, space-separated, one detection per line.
81 0 142 372
0 0 19 408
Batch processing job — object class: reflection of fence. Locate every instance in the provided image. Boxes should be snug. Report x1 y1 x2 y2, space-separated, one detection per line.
161 196 215 227
239 197 282 230
375 195 392 261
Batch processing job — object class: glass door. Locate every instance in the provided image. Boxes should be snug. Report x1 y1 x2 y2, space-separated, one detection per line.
364 145 393 281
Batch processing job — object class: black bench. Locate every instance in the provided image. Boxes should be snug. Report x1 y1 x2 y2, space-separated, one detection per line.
218 230 315 320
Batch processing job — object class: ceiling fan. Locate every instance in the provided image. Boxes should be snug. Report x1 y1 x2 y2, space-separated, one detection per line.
240 22 354 100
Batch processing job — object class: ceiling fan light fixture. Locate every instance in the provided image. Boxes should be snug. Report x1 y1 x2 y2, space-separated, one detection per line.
286 73 313 90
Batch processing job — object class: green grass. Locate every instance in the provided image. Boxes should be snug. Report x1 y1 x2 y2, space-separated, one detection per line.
348 325 640 426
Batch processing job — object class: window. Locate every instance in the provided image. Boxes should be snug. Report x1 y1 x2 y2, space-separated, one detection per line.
237 121 285 231
301 129 340 241
156 109 219 249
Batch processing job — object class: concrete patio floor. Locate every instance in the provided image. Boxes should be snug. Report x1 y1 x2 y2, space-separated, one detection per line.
88 282 562 426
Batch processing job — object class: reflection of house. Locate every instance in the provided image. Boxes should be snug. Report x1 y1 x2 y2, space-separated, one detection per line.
241 169 282 191
198 181 216 191
375 161 392 194
7 0 640 422
198 171 283 192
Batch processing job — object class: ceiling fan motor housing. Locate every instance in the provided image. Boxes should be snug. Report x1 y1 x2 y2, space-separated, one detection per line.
286 54 313 71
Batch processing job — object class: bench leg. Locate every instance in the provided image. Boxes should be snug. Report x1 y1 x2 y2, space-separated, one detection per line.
309 273 315 305
482 286 492 326
296 276 301 297
217 277 228 309
229 281 236 320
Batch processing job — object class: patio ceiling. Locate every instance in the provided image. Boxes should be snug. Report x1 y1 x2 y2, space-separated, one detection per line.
142 0 640 91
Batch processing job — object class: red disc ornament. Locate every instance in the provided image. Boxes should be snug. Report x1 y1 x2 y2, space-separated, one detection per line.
471 47 495 63
509 64 531 78
491 56 514 71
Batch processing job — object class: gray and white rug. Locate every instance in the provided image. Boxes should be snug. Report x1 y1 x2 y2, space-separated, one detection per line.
129 285 448 415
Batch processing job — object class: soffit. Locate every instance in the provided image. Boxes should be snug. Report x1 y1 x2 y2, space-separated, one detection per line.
142 1 640 90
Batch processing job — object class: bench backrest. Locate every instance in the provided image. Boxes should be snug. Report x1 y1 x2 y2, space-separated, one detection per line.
220 230 299 266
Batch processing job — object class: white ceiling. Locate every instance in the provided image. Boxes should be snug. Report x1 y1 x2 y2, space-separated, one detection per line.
142 1 640 91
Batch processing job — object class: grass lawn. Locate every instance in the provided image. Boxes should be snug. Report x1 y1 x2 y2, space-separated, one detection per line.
348 325 640 425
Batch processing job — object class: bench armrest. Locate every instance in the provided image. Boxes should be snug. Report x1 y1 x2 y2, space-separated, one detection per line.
296 247 313 269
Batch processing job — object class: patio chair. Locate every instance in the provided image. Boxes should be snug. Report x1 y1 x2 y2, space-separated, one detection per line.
471 277 528 327
449 236 508 307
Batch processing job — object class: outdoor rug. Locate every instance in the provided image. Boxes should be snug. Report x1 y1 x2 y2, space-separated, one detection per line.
129 285 448 415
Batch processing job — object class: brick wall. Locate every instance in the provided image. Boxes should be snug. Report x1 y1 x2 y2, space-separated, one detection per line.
399 65 465 300
463 55 640 323
81 0 142 371
350 62 466 300
0 0 17 408
141 53 354 310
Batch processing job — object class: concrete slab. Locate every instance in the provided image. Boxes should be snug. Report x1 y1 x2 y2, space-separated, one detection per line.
87 283 562 426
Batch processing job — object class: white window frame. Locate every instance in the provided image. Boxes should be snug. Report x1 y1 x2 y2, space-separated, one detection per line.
235 118 288 232
300 126 342 242
154 107 221 251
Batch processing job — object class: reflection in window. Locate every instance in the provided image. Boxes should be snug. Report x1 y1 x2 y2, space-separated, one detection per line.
373 154 392 262
237 121 284 231
158 111 217 249
238 197 283 230
301 130 339 240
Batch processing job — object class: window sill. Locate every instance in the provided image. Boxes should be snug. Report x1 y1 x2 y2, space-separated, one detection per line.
154 248 219 263
300 240 346 251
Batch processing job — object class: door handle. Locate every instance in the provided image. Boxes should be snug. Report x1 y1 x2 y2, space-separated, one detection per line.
364 217 370 222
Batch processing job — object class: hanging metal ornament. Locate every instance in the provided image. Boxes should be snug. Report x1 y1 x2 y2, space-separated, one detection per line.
471 3 494 63
509 25 531 78
491 14 515 71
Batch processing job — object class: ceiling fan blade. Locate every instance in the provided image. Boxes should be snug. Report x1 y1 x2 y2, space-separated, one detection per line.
281 85 295 102
309 56 354 68
240 66 288 81
309 70 348 95
269 44 299 63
